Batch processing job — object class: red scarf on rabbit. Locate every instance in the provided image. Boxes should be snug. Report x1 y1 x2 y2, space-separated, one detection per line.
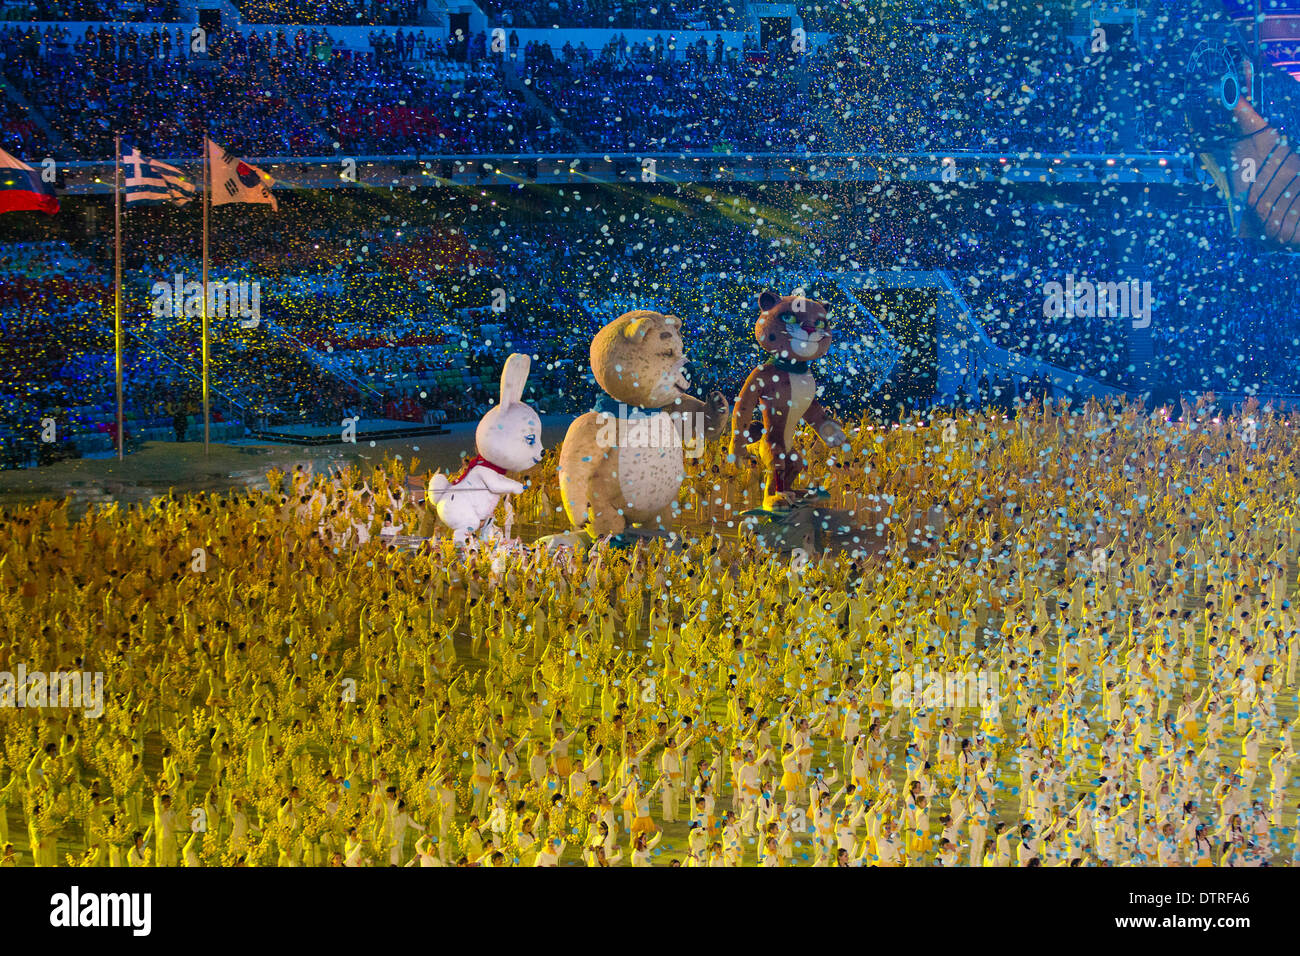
446 454 509 486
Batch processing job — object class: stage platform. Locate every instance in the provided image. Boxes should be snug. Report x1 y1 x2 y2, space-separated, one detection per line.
249 419 449 446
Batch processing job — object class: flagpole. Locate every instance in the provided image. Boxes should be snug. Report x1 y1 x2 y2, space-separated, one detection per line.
201 135 210 455
113 134 124 461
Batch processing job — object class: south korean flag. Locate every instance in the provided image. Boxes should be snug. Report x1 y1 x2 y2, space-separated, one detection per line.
206 137 278 211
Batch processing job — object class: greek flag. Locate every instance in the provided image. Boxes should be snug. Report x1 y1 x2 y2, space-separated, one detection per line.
121 147 196 204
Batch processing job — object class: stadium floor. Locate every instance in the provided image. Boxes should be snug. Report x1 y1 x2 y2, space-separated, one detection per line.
0 415 576 510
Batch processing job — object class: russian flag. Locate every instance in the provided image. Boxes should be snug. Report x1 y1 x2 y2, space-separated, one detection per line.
0 146 59 215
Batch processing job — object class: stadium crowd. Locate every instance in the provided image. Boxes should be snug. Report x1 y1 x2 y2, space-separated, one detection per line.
0 2 1204 161
0 22 563 158
5 171 1300 467
5 0 178 20
479 0 742 30
234 0 429 27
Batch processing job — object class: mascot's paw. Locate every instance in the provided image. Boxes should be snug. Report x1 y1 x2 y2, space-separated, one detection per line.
764 492 800 512
818 422 849 449
729 440 755 466
703 390 730 437
798 486 831 501
535 531 589 553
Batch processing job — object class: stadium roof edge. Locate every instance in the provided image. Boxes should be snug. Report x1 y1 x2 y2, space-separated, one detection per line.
50 151 1198 193
55 150 1192 167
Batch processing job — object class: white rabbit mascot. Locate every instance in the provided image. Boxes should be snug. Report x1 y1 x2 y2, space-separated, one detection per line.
428 353 543 546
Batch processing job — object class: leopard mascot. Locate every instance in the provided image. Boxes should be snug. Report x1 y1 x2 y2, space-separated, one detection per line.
730 289 848 512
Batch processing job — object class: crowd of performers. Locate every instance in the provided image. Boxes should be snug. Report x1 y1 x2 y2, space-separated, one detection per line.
1 395 1298 866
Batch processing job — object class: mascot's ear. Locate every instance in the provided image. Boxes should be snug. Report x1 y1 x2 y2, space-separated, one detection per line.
623 314 656 342
498 352 530 407
758 289 782 313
